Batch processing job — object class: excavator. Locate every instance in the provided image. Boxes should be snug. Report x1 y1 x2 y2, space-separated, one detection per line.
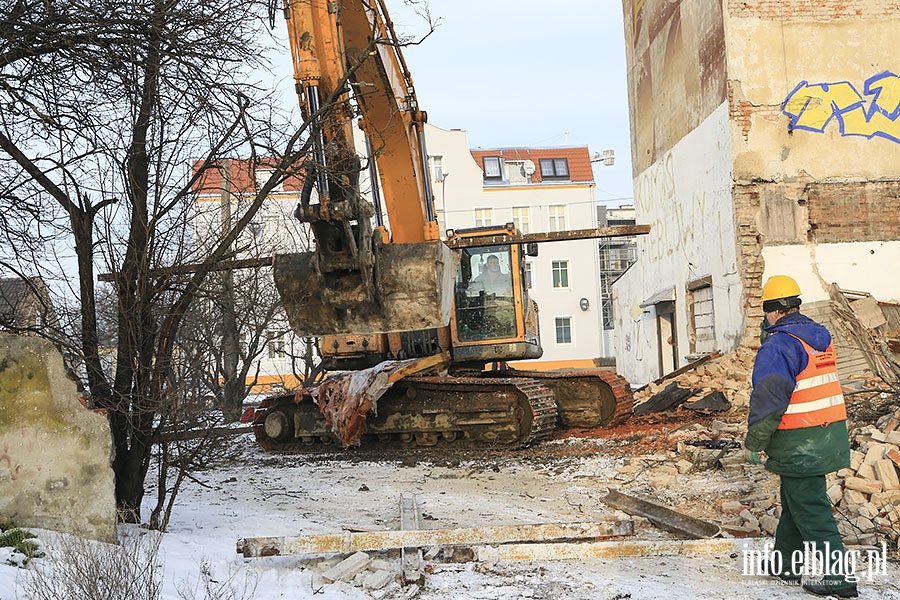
251 0 646 452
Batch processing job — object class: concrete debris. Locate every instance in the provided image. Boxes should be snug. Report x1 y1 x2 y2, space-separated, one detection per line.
239 518 634 557
634 345 758 409
829 422 900 545
474 538 749 562
363 569 396 591
321 551 373 583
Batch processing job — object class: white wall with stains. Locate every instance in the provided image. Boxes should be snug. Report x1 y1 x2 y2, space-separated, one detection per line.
613 103 743 386
762 243 900 305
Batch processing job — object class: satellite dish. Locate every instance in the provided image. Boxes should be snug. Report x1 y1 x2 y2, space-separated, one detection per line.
523 160 536 175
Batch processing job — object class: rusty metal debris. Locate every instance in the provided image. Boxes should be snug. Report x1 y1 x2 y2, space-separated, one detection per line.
237 518 635 558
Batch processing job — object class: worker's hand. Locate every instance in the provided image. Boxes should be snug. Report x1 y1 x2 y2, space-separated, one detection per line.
744 449 764 465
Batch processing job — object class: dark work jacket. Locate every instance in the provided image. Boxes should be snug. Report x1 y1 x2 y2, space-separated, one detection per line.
744 312 850 477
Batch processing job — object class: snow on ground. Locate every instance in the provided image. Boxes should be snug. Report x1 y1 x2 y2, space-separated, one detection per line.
3 430 900 599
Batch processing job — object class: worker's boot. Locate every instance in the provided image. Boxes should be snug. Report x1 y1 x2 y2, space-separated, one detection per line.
802 580 858 598
765 559 800 584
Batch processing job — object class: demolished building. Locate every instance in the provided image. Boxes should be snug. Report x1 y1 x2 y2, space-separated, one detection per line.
614 0 900 386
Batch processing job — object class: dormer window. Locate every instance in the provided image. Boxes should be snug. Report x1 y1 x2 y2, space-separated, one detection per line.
539 158 569 179
483 156 502 179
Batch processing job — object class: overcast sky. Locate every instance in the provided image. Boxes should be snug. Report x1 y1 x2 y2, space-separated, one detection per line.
266 1 635 205
390 1 635 205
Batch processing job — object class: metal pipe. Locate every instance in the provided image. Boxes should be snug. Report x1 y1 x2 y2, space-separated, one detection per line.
364 136 384 227
305 84 330 198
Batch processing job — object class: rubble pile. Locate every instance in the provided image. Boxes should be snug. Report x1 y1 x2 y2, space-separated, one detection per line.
827 410 900 547
633 345 758 410
308 552 405 598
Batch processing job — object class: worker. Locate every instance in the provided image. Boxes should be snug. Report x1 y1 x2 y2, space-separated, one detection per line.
469 254 512 296
744 275 857 598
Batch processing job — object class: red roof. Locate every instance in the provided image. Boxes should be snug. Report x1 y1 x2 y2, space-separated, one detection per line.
469 146 594 183
191 158 307 196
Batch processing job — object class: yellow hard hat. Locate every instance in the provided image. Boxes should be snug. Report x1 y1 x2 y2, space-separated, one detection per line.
761 275 801 302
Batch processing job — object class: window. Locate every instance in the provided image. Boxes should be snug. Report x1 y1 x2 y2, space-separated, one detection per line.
555 317 573 344
483 157 502 179
548 205 567 232
255 168 284 192
551 260 569 288
507 161 527 185
524 262 533 289
512 207 530 234
687 278 716 355
268 336 285 359
435 208 446 237
474 208 493 227
539 158 569 179
429 155 444 181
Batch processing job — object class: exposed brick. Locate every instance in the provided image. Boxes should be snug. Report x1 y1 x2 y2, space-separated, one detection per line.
807 181 900 243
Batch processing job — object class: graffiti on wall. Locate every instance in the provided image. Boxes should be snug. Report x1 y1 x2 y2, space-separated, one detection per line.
782 71 900 143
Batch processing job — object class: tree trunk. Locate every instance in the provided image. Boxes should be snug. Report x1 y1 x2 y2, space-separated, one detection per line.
109 411 153 522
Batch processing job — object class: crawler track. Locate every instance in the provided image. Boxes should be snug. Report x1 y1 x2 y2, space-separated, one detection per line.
488 369 634 428
252 376 558 453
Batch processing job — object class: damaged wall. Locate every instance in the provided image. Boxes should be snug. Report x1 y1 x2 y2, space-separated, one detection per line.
616 0 900 385
0 333 116 541
615 0 739 385
614 103 743 386
728 1 900 329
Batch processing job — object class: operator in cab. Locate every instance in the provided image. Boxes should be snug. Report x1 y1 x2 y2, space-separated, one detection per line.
468 255 512 296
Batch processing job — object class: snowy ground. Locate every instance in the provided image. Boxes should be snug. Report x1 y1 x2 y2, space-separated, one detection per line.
3 427 900 600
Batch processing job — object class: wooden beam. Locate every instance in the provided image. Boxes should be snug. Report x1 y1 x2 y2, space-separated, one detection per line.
475 538 744 562
98 256 274 282
237 518 634 558
444 225 651 249
603 489 720 539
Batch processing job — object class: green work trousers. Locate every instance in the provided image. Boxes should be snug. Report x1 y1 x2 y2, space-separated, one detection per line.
775 474 854 590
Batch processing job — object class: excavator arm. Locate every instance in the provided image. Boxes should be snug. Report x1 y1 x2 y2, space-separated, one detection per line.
275 0 454 336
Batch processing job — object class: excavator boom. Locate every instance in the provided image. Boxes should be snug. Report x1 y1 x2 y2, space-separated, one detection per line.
277 0 450 336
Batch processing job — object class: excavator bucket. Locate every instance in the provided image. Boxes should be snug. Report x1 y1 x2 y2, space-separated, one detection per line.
274 240 457 336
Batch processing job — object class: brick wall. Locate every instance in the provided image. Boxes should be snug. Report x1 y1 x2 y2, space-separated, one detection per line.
731 179 900 343
733 183 765 342
727 1 899 19
807 181 900 243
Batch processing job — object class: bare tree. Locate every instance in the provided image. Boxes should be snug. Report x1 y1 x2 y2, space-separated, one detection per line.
0 0 321 522
0 0 434 525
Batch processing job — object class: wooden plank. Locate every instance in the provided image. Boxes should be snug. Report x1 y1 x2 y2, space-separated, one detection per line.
850 295 888 330
603 489 720 539
400 493 424 584
237 518 634 558
475 538 746 562
98 256 273 282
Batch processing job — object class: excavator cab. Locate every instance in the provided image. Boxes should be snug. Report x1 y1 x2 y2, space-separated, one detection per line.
448 230 542 364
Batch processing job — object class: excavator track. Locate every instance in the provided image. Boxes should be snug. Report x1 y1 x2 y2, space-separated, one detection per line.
252 376 558 453
483 368 634 429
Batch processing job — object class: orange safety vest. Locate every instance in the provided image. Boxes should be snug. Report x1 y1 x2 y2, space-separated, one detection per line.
777 333 847 430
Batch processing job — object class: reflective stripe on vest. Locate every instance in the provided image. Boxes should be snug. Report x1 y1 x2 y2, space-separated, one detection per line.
777 333 847 430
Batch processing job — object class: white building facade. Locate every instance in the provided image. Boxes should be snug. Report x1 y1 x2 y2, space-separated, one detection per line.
191 160 313 392
423 125 610 368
